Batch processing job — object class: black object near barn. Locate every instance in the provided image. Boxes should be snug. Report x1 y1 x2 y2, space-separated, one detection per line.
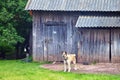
25 0 120 63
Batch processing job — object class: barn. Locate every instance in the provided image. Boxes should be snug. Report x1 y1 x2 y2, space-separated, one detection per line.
25 0 120 63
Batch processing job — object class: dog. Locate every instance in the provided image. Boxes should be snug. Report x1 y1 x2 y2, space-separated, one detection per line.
62 51 77 72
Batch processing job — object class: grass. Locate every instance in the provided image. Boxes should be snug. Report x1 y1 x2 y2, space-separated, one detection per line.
0 60 120 80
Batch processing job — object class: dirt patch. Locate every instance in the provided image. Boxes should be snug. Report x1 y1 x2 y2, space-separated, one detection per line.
41 63 120 74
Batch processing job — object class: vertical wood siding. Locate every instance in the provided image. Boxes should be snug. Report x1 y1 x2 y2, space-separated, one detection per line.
32 12 78 61
32 12 120 63
42 25 67 61
77 29 110 63
32 13 38 61
111 29 120 63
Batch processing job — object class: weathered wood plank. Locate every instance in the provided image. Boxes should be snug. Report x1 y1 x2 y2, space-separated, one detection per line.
111 29 120 63
77 29 110 63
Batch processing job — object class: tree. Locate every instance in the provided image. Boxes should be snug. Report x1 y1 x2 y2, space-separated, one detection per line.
0 0 31 59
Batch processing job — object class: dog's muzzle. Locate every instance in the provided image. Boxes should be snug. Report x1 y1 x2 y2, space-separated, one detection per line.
63 56 68 60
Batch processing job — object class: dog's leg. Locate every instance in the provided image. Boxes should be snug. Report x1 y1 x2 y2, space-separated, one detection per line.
73 59 77 70
67 61 71 72
64 60 67 72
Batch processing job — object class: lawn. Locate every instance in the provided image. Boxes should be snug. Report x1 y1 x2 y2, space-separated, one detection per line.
0 60 120 80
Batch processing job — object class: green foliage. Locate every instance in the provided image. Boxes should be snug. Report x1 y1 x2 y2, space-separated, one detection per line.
0 26 24 57
0 60 120 80
0 26 24 46
0 0 31 59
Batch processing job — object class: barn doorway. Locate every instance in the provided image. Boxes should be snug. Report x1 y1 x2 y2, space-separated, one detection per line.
77 28 120 63
42 22 67 61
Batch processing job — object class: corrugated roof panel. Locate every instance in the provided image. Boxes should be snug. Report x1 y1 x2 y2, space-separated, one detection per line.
25 0 120 11
76 16 120 27
60 0 66 10
43 0 48 10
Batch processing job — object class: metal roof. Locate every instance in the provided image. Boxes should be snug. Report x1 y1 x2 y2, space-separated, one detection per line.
25 0 120 11
75 16 120 27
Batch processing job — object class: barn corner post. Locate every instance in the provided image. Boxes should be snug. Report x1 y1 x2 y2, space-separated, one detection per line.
32 11 37 61
31 11 43 61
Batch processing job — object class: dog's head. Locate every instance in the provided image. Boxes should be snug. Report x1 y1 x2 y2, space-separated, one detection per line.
62 51 68 60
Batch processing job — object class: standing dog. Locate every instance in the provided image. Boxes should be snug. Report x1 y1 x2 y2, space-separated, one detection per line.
62 51 77 72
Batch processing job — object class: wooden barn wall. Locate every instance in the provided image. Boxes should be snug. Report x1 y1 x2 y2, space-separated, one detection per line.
32 12 78 61
111 29 120 63
77 29 110 63
77 28 120 63
32 11 120 62
32 12 40 61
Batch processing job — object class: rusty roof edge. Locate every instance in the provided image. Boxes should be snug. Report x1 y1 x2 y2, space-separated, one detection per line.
25 0 32 10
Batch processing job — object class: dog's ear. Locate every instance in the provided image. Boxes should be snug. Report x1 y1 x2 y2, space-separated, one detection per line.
61 51 67 55
65 51 67 55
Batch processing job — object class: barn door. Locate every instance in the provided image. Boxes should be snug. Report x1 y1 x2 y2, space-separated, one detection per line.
77 29 110 63
111 29 120 63
43 23 67 61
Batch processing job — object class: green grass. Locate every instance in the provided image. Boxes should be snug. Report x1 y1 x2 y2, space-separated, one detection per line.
0 60 120 80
